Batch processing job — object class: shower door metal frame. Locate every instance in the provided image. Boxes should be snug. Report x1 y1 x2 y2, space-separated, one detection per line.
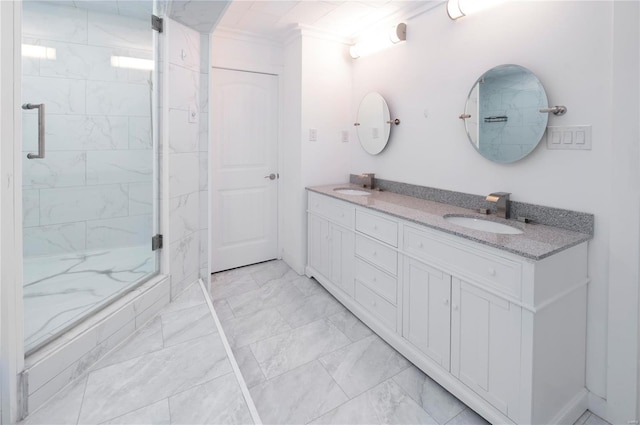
0 2 26 423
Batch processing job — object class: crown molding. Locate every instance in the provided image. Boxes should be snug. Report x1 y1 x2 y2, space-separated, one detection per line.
282 24 351 46
213 26 283 47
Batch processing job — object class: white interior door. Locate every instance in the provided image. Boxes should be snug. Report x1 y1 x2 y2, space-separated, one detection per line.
211 68 279 272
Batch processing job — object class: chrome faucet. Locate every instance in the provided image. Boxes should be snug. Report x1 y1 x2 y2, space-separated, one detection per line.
355 173 375 189
486 192 510 219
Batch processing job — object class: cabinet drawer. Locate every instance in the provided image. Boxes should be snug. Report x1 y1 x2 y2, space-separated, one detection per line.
355 281 396 331
404 226 522 299
308 192 354 228
355 234 398 276
356 209 398 247
355 258 397 304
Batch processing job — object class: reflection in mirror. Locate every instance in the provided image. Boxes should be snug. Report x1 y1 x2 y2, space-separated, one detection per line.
356 92 391 155
463 64 549 163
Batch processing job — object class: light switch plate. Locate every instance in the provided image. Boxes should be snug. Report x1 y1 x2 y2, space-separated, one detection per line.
341 131 349 143
309 129 317 142
188 104 198 123
546 125 591 150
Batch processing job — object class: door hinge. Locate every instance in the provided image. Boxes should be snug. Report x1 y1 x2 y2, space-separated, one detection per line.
152 15 163 33
152 234 163 251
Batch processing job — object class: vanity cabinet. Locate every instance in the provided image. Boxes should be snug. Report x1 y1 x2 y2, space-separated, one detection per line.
402 258 520 417
306 190 589 425
450 277 521 417
353 209 400 332
307 192 355 297
402 258 452 370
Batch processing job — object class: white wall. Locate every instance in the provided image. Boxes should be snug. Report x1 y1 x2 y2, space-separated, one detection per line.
605 1 640 422
300 34 352 188
350 2 638 423
281 31 353 274
282 35 303 273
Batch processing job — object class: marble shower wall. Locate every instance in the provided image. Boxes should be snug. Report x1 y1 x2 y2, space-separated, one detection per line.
22 2 154 257
167 18 202 298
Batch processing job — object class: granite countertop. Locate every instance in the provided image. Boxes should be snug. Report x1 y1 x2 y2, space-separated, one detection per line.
307 184 592 261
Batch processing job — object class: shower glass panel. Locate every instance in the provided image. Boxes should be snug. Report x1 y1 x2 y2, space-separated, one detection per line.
21 0 159 354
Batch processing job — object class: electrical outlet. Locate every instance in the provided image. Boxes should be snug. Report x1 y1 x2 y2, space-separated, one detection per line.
546 125 592 150
341 131 349 143
309 128 317 142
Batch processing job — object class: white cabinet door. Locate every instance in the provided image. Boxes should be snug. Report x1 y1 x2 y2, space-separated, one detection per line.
403 258 452 370
330 224 355 297
308 214 330 279
451 278 521 418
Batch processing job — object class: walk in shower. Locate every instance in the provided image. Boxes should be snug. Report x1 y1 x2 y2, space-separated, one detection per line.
21 0 160 354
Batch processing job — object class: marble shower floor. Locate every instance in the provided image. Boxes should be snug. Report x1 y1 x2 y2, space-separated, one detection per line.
23 246 156 352
21 259 612 425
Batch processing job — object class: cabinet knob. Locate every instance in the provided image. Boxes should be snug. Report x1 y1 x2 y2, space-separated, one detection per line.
373 251 377 256
372 276 377 282
443 299 449 306
373 225 378 230
453 304 459 311
341 213 345 217
372 300 377 307
418 242 424 248
487 268 496 276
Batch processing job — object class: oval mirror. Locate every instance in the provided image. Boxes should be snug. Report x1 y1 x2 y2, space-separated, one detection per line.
356 92 391 155
463 64 549 163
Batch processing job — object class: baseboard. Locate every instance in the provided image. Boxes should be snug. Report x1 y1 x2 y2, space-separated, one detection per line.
548 388 589 425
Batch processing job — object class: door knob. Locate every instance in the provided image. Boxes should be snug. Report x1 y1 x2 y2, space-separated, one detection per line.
264 173 278 180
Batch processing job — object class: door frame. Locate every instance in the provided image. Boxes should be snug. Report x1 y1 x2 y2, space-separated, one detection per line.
209 64 284 272
0 1 26 422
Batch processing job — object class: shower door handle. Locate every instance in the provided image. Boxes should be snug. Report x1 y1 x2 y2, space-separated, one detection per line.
23 103 45 159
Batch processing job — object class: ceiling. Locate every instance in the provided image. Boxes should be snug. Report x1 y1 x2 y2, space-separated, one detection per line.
216 0 442 41
30 0 442 39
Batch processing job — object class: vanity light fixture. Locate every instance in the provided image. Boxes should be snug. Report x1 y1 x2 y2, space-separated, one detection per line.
447 0 508 20
110 56 154 71
349 23 406 59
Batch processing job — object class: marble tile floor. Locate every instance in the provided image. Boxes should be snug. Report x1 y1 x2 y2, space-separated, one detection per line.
20 259 613 425
210 260 612 425
210 260 483 424
20 281 253 425
23 245 157 352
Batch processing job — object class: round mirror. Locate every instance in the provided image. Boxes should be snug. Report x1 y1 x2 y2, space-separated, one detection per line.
463 64 549 163
356 92 391 155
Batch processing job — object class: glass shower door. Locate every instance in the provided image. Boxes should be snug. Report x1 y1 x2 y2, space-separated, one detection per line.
21 0 159 354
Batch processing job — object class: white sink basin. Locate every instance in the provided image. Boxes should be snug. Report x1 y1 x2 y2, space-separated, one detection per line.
444 215 523 235
333 188 371 196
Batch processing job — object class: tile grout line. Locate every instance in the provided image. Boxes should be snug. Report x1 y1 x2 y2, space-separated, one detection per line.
198 278 263 425
74 376 89 425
